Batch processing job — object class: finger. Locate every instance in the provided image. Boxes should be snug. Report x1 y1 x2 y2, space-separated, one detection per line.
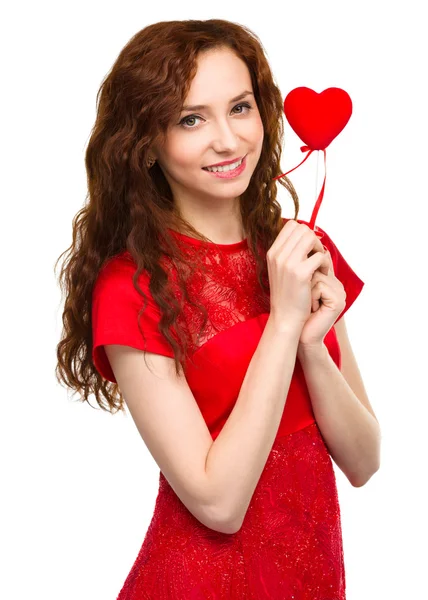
323 246 332 264
321 247 333 273
317 252 330 276
311 280 323 311
307 243 325 259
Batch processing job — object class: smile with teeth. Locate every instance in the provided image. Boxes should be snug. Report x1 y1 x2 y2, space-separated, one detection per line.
204 157 244 172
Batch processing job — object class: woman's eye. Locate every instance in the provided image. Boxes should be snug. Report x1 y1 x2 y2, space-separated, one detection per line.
179 102 252 129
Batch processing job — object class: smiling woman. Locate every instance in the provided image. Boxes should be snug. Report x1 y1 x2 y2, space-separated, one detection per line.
146 47 265 239
55 18 357 600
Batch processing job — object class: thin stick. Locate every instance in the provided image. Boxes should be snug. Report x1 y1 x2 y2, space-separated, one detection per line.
314 150 320 205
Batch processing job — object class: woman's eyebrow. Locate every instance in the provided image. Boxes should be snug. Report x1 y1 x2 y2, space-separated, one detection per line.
181 90 254 112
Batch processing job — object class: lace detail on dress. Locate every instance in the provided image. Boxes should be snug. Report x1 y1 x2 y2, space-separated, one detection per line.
161 241 271 352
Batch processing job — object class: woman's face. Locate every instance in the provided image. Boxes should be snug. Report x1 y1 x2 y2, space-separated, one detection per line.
150 47 264 210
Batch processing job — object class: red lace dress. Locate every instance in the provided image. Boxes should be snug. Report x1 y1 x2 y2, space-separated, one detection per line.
91 218 365 599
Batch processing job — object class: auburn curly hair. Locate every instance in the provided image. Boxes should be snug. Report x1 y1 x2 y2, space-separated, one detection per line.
55 19 301 414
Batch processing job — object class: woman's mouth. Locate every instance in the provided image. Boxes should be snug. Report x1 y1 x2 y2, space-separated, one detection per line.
202 155 247 179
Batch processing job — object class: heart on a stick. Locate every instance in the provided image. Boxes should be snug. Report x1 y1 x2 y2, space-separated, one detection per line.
283 87 352 150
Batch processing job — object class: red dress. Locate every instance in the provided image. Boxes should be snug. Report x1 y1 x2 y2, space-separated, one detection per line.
92 218 365 599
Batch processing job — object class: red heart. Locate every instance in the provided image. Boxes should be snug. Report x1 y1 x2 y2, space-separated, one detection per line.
283 87 352 150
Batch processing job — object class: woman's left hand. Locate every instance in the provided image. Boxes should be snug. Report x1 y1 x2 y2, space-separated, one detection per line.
298 248 347 349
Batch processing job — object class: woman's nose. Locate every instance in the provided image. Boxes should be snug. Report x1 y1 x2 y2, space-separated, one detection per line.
211 120 240 151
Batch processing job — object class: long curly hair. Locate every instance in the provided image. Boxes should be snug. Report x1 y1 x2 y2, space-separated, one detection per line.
55 19 301 414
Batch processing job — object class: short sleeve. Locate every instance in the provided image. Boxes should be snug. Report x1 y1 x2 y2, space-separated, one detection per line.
91 255 175 383
314 223 365 324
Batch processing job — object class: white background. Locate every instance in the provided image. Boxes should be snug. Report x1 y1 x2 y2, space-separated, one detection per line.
2 1 427 598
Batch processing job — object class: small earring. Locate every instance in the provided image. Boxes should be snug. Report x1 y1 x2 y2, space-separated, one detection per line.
147 156 156 168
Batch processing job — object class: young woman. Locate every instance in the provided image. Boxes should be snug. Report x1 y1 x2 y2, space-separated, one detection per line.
56 19 380 599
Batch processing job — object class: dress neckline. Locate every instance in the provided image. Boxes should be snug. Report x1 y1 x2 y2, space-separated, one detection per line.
166 227 248 252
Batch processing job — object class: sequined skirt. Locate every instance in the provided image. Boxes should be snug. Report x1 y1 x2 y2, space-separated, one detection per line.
116 422 346 599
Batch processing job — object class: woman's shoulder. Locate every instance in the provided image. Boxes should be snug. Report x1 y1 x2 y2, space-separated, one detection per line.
97 250 142 276
94 250 151 296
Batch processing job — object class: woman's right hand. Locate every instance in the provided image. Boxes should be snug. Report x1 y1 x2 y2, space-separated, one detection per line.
267 219 330 331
